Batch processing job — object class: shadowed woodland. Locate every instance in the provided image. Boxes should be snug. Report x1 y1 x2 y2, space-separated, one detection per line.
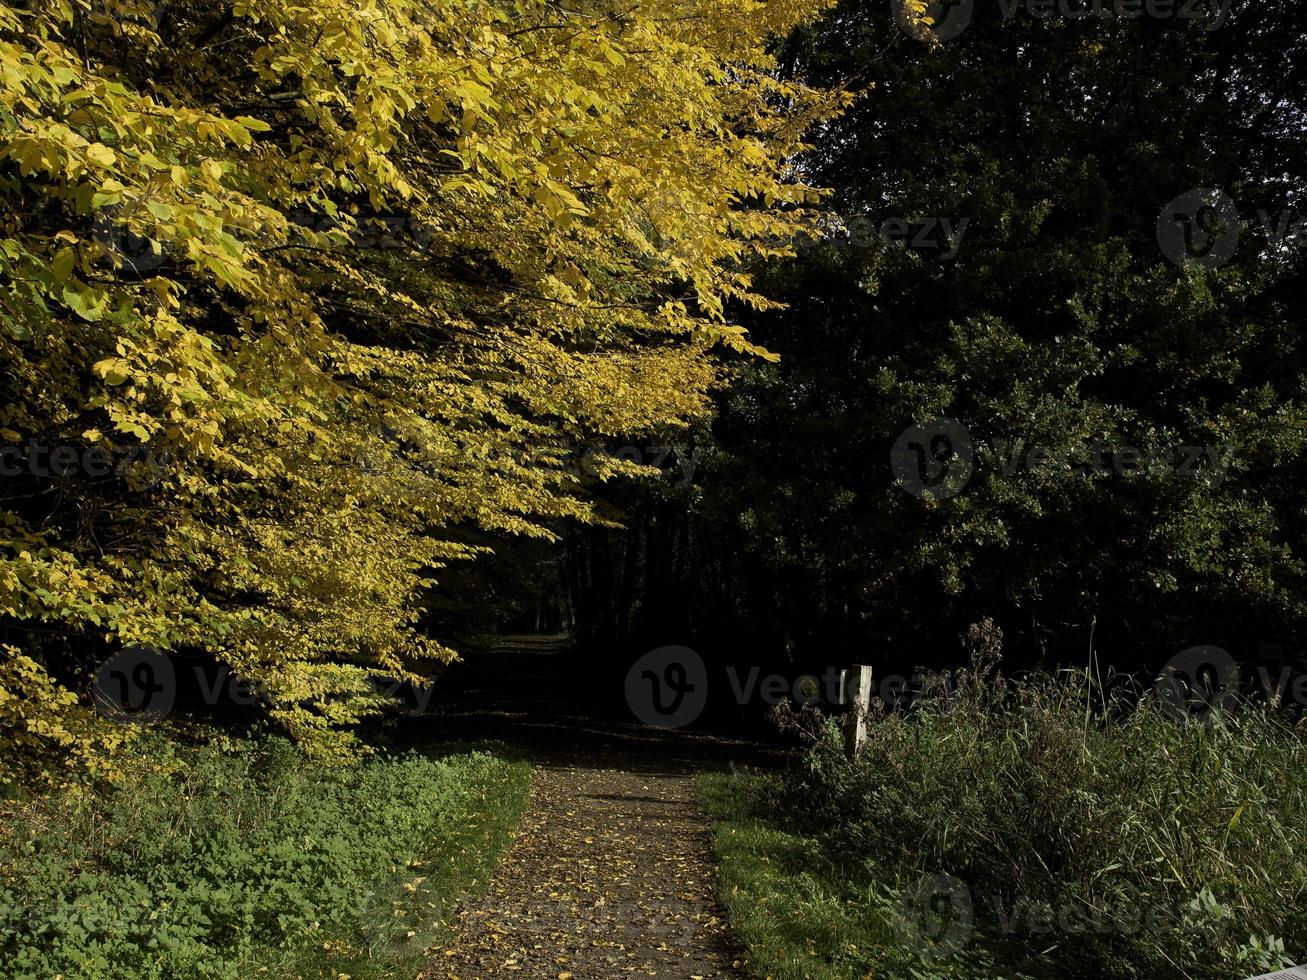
2 0 1307 977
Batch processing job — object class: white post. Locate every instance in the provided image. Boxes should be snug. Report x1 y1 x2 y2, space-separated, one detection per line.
843 664 872 759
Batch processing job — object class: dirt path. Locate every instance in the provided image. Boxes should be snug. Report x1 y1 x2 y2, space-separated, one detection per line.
416 637 775 979
427 763 742 979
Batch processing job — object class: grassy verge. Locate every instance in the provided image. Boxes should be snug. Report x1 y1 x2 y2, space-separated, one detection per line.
0 733 529 979
701 662 1307 980
701 772 1024 980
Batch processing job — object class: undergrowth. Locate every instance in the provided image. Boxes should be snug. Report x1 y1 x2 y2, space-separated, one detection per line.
0 733 529 978
703 650 1307 979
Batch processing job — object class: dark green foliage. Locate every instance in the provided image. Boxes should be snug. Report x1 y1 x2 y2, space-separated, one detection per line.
564 0 1307 678
741 0 1307 665
704 664 1307 978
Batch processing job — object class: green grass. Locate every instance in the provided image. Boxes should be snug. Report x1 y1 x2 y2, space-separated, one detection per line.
701 662 1307 980
701 772 1026 980
0 733 530 979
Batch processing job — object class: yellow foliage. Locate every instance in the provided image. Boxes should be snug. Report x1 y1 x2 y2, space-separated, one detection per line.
0 646 134 787
0 0 846 768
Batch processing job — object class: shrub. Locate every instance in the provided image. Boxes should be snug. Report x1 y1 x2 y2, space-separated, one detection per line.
725 662 1307 979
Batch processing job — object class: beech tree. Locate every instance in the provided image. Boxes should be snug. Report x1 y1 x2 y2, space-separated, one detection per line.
0 0 845 774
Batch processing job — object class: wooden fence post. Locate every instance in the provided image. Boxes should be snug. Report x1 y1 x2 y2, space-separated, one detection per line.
843 664 872 759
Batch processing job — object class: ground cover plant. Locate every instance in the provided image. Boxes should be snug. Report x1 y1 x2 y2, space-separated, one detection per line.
0 734 529 978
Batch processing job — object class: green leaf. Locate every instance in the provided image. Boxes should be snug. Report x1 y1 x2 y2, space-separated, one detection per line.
234 115 272 133
61 282 107 322
51 248 75 283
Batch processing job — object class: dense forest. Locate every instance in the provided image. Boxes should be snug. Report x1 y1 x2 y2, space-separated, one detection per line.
545 0 1307 688
5 0 1306 768
2 0 1306 977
